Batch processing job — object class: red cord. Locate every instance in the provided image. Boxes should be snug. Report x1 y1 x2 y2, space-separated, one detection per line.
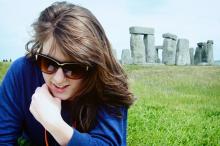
45 121 76 146
44 129 49 146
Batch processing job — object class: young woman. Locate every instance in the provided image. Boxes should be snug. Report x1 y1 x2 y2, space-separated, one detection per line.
0 1 134 146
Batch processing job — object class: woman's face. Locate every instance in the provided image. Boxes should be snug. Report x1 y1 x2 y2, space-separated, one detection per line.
41 38 82 100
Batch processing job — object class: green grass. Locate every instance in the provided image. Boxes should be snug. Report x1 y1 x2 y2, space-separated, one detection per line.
0 62 11 83
0 63 220 145
125 65 220 146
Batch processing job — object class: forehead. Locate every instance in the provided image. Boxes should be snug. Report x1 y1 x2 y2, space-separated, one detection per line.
41 37 73 62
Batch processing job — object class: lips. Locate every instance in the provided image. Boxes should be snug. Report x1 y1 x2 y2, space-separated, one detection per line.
50 84 69 93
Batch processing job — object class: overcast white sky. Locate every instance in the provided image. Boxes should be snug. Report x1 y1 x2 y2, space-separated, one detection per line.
0 0 219 61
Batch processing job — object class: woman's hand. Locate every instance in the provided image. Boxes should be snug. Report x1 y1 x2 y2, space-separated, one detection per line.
29 83 73 145
29 83 62 130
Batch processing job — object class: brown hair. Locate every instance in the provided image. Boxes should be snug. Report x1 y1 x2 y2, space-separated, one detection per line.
26 1 134 132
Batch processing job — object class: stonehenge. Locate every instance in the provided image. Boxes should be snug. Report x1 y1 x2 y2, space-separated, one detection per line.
189 48 194 65
121 49 132 64
176 39 190 65
194 43 204 65
129 26 156 64
207 40 214 64
130 33 146 64
120 26 214 66
194 40 214 65
162 33 177 65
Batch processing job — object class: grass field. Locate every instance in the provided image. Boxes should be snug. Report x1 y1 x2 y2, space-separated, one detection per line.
0 62 11 83
0 62 220 145
125 65 220 146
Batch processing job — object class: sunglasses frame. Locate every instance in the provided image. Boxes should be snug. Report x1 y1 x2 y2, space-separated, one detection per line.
35 53 89 79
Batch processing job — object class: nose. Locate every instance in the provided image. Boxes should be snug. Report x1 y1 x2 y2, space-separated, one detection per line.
52 67 66 84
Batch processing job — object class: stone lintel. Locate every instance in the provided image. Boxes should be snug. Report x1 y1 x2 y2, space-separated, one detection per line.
162 33 177 40
129 26 154 35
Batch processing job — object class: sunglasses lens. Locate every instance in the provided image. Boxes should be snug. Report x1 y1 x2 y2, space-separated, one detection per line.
36 55 57 74
63 64 87 79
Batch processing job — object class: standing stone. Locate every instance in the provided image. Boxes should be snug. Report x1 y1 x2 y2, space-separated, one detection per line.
189 48 194 65
121 49 132 64
155 48 160 63
130 34 145 64
162 33 177 65
194 42 203 65
144 34 156 63
201 42 208 62
176 39 190 65
207 40 214 65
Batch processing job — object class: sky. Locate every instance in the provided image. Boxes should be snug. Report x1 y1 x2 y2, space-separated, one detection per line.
0 0 219 61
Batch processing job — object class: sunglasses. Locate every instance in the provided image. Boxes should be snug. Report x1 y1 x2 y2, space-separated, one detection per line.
35 53 89 79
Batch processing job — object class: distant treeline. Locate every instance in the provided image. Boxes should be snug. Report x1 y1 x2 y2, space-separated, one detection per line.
1 59 12 62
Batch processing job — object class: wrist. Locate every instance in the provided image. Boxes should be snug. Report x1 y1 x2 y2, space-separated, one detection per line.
42 114 62 131
47 118 74 145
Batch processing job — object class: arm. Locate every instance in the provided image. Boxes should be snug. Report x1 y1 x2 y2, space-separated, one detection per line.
29 84 127 146
46 106 127 146
0 60 24 145
29 84 73 145
30 84 127 146
67 107 127 146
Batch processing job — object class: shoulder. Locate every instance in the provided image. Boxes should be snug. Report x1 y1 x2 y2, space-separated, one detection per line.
4 56 43 86
8 56 41 77
1 56 43 102
10 56 34 71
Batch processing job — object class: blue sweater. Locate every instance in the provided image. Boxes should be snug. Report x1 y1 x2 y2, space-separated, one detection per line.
0 57 127 146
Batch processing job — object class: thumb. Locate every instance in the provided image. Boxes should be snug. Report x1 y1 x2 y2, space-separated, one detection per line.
42 83 48 89
42 83 50 93
41 83 54 97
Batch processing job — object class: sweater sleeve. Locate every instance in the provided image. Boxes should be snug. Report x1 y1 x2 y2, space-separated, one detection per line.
0 59 25 145
67 107 127 146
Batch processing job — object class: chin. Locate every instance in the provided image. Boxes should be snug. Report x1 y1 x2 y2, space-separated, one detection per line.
53 92 71 100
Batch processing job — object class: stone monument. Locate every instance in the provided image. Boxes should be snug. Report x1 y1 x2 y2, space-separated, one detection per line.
189 48 194 65
121 49 133 64
194 42 203 65
194 41 214 65
162 33 177 65
176 39 190 65
127 26 215 66
129 26 156 64
207 40 214 65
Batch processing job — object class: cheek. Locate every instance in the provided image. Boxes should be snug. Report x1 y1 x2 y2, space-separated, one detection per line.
42 73 51 83
69 79 82 91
